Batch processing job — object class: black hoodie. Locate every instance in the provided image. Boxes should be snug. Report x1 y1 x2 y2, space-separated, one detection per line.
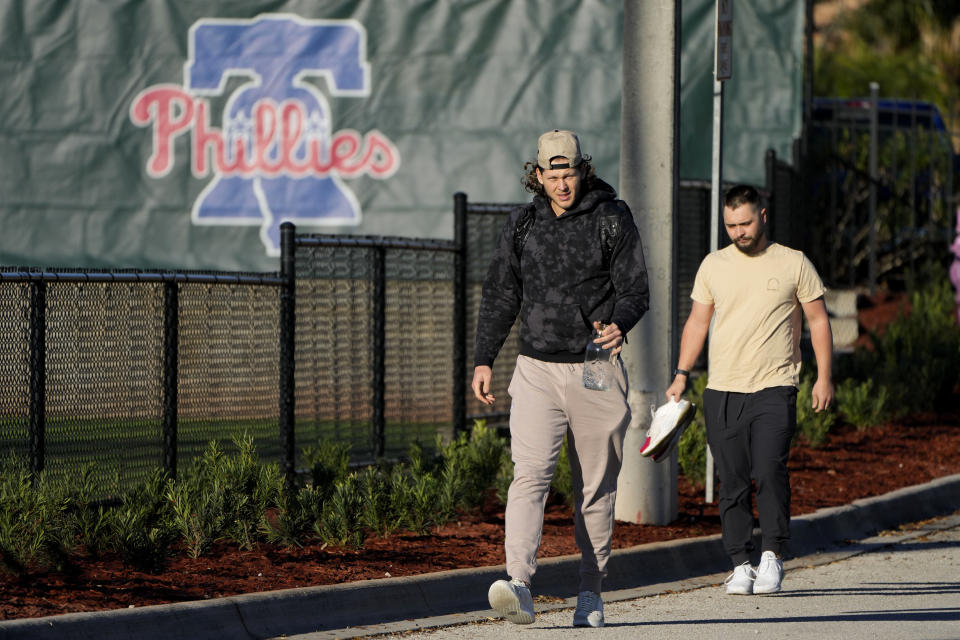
474 180 649 366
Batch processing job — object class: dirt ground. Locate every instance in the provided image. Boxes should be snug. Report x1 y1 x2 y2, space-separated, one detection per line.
2 291 957 621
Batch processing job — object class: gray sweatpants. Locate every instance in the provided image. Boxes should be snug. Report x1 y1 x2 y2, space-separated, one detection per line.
505 355 631 594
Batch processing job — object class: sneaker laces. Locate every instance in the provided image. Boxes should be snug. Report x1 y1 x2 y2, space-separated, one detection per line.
758 555 776 574
576 590 600 614
724 562 756 584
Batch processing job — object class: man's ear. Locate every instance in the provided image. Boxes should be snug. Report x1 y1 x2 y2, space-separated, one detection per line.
536 167 544 185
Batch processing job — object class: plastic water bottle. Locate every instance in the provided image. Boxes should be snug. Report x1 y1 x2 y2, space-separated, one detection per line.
582 325 611 391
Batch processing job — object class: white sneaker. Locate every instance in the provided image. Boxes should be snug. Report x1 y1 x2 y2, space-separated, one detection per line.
724 561 756 595
573 590 604 628
641 398 696 459
754 551 784 594
488 578 535 624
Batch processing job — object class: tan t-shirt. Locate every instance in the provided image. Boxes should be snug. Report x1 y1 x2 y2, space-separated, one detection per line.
691 242 826 393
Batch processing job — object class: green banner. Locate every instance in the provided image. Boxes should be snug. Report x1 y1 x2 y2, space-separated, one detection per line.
0 1 624 270
0 1 801 271
680 0 804 184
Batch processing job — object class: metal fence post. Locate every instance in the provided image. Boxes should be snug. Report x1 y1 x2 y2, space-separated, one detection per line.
28 280 46 482
765 149 777 241
868 81 879 294
161 281 179 479
372 245 386 459
279 222 297 490
453 193 468 438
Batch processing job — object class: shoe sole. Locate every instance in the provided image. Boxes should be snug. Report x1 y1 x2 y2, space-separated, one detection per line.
753 584 782 594
725 586 754 595
573 617 605 628
651 404 697 462
488 582 535 625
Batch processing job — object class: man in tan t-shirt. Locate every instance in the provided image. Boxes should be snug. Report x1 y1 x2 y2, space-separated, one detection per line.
665 184 834 596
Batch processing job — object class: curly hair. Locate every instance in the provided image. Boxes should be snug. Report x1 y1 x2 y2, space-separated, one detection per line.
521 155 599 197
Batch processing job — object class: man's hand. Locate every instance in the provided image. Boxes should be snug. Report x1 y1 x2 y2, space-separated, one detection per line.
472 365 496 406
811 377 834 412
594 321 624 356
664 375 687 403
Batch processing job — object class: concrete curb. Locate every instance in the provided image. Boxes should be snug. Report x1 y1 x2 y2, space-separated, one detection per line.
2 473 958 640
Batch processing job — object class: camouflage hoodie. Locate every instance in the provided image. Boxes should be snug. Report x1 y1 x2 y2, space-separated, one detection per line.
474 179 649 367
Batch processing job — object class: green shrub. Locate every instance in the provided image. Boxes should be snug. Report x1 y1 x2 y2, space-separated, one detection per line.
436 420 509 511
315 473 365 548
302 439 351 498
64 464 112 556
836 378 890 430
217 435 283 549
0 461 53 573
550 436 574 506
795 376 837 447
849 277 960 414
167 435 283 557
261 484 325 548
357 465 399 537
107 468 177 572
676 374 708 485
397 443 443 534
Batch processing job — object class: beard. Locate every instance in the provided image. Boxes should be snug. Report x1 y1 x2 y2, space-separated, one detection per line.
733 228 765 255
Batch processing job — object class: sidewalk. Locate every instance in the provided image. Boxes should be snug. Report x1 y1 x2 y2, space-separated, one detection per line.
384 513 960 640
1 474 958 640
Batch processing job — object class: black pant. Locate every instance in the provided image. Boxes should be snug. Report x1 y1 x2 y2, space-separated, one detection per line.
703 386 797 566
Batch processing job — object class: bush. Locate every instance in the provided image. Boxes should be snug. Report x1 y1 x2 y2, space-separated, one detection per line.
107 468 178 572
167 435 284 557
436 420 509 511
0 460 70 574
65 465 112 556
357 465 400 537
795 376 838 447
302 439 351 498
315 473 365 547
849 277 960 414
677 374 709 485
261 484 325 548
836 378 890 431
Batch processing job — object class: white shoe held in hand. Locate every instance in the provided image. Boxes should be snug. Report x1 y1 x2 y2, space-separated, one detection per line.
640 397 697 460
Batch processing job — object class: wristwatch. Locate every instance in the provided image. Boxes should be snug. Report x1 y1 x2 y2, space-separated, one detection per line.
673 368 690 377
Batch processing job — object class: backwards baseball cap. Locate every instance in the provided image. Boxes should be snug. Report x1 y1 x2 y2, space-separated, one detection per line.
537 129 582 170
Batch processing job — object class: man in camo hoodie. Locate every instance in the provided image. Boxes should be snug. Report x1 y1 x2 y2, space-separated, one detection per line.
474 130 649 628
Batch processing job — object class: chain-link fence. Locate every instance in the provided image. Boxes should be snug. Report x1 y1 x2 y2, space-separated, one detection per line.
0 270 283 495
292 236 459 464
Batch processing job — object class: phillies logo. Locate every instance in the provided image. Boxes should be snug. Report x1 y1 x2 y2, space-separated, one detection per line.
130 14 399 255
